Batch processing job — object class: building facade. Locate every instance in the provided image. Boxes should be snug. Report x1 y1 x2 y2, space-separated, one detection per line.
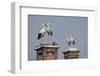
63 48 80 59
35 42 60 60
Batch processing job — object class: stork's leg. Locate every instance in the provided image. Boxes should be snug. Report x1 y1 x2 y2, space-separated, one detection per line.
49 36 53 44
48 35 51 43
40 36 44 44
47 34 50 44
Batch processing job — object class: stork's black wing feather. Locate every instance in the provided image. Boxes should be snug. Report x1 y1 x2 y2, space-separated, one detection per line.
48 31 53 36
73 40 75 45
50 31 53 36
37 33 43 40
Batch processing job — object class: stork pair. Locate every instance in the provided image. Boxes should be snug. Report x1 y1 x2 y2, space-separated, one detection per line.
65 35 75 46
37 23 53 40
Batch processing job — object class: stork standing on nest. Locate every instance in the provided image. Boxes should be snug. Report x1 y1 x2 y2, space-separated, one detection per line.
37 23 53 43
46 23 53 36
37 23 47 40
69 35 75 45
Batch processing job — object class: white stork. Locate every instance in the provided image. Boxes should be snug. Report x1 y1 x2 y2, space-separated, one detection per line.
37 23 47 40
46 23 53 36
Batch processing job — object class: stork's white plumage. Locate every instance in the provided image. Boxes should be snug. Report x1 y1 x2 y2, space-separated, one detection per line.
69 35 75 45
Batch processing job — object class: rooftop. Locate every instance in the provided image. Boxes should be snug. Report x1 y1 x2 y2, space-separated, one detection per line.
63 48 79 53
35 42 60 50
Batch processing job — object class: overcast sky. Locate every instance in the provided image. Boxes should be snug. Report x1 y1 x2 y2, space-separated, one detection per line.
28 15 88 60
